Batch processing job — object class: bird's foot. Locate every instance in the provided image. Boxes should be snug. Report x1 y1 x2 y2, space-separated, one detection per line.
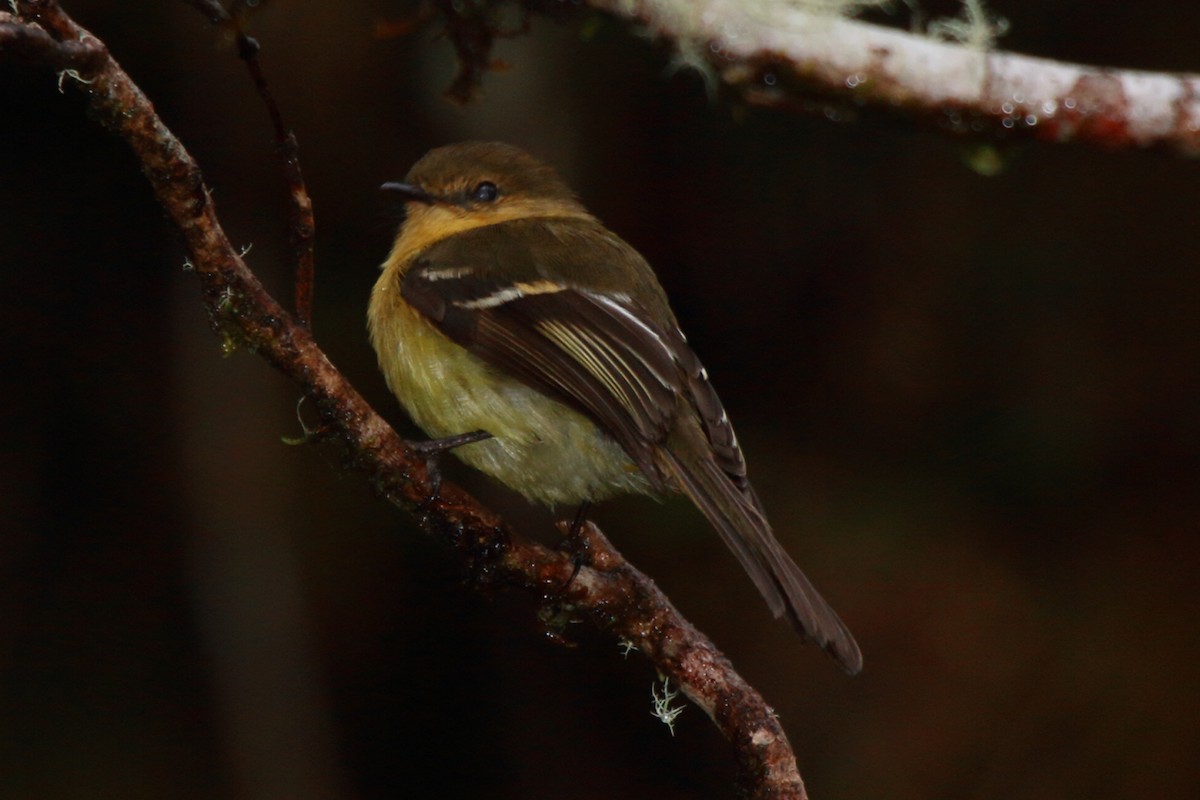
408 429 492 513
556 501 592 593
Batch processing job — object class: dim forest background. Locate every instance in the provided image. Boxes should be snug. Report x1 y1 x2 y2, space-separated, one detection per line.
2 1 1198 798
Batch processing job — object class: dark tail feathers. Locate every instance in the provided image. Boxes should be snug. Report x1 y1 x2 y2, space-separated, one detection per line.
662 449 863 675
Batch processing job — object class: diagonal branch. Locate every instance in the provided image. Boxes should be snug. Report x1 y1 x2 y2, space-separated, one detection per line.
2 4 810 797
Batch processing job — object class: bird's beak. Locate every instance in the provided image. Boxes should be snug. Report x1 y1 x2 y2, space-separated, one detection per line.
380 181 438 205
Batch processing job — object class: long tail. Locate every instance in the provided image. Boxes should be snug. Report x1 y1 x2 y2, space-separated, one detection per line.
661 449 863 674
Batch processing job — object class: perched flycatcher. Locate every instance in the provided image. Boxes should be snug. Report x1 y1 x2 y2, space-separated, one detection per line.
369 142 861 674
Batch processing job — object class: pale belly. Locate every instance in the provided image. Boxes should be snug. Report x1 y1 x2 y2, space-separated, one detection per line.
371 298 653 506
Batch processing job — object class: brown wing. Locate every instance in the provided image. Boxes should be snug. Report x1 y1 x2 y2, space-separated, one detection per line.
402 261 684 488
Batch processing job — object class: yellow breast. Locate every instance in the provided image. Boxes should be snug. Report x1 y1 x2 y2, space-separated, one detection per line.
368 271 652 506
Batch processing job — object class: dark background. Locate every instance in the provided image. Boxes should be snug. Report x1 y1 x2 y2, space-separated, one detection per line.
2 1 1198 798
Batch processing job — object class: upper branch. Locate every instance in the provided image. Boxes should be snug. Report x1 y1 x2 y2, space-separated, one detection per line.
591 0 1200 153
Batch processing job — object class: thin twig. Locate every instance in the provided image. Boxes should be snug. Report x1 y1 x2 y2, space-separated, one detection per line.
181 0 317 330
2 5 809 797
179 0 228 25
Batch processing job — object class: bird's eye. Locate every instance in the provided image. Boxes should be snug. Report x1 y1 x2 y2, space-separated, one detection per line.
472 181 499 203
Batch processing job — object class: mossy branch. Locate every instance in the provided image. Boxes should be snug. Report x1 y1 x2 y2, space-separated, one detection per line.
589 0 1200 154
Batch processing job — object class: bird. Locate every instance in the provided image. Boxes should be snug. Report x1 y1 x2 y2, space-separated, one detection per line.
368 142 861 674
